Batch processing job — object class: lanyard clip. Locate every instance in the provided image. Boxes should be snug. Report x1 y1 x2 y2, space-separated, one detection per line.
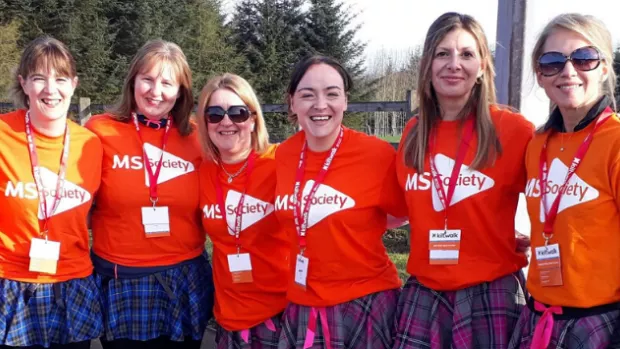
299 246 306 256
444 217 448 232
543 233 553 247
150 197 158 208
236 245 240 256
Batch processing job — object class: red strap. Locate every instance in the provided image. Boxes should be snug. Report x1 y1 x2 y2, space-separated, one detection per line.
428 117 475 226
214 152 256 250
293 127 344 253
539 107 613 241
132 113 172 203
24 111 70 237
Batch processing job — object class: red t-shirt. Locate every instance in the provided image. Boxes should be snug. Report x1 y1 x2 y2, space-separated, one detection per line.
274 127 406 307
200 144 288 331
396 106 534 290
86 114 204 266
0 109 102 282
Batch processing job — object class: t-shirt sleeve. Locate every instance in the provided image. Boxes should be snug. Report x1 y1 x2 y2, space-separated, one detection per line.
379 147 408 218
505 111 535 194
609 153 620 210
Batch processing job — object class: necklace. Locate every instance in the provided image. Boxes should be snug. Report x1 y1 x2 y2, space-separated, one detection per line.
221 159 249 183
559 132 574 152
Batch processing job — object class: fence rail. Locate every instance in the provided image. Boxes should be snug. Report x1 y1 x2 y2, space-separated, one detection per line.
1 90 415 142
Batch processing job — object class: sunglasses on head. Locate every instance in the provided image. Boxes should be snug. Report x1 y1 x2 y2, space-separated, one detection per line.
205 105 254 124
538 46 602 77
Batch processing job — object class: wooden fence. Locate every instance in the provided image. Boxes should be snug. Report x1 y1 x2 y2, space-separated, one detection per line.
0 89 415 141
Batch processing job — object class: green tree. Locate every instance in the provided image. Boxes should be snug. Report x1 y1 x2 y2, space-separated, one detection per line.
0 20 21 99
614 47 619 105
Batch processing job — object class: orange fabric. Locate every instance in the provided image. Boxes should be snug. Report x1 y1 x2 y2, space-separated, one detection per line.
274 127 405 307
396 106 534 291
0 109 102 282
525 113 620 308
200 144 288 331
85 114 204 267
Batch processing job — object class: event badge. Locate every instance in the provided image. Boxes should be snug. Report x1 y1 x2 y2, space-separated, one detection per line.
227 253 253 283
429 229 461 265
141 206 171 237
295 254 309 289
29 238 61 274
535 243 563 287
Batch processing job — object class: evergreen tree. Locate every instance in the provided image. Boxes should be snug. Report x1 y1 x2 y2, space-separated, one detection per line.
0 19 20 99
614 47 620 104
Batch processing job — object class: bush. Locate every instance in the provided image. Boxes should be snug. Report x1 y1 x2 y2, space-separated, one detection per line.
383 228 409 254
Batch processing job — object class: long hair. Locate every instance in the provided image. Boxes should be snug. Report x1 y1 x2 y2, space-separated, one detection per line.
106 40 194 136
402 12 501 172
196 73 270 162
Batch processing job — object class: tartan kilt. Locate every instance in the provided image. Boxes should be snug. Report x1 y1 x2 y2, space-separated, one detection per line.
507 300 620 349
215 313 283 349
0 275 104 347
95 252 214 342
278 288 400 349
393 271 526 349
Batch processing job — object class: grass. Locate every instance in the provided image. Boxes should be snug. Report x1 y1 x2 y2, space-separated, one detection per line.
378 134 402 143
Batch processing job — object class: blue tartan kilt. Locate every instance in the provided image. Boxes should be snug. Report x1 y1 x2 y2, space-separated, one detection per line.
95 252 215 342
0 274 104 347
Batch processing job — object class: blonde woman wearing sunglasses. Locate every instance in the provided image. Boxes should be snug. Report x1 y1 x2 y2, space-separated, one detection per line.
196 73 289 349
508 13 620 349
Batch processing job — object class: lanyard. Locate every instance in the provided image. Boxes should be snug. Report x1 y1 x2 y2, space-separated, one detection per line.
539 107 613 245
24 111 70 238
132 113 172 205
214 152 256 253
428 117 475 228
293 127 344 254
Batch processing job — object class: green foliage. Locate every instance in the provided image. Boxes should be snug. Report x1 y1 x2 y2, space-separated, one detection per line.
0 20 20 99
614 47 620 103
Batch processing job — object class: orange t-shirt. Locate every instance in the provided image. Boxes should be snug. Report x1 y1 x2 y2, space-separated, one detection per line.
396 106 534 291
274 127 405 307
525 113 620 308
0 109 102 283
200 145 288 331
85 114 204 267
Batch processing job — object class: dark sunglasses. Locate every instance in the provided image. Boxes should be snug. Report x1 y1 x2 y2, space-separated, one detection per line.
205 105 255 124
538 46 602 77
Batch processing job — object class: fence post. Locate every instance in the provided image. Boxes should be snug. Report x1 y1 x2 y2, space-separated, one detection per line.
405 89 414 116
79 97 91 126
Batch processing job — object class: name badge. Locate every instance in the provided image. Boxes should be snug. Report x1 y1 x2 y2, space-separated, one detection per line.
227 253 253 283
429 229 461 265
535 243 563 287
295 254 309 289
141 206 170 237
29 238 61 274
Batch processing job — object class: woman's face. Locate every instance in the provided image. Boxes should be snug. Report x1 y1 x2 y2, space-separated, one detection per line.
19 67 77 122
133 61 180 120
206 88 255 160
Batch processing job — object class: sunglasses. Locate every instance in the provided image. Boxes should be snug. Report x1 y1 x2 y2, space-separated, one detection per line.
205 105 255 124
538 46 602 77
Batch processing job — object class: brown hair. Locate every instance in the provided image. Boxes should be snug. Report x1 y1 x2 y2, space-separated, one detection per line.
531 13 617 112
107 40 194 136
196 73 270 162
10 36 77 108
402 12 501 172
286 55 353 123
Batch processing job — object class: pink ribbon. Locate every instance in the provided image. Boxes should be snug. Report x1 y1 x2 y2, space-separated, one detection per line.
304 307 332 349
531 301 563 349
240 318 276 343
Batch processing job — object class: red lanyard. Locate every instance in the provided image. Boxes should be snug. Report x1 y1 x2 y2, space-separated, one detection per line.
24 111 70 237
293 127 344 254
132 113 172 204
428 118 475 227
214 152 256 252
539 107 613 244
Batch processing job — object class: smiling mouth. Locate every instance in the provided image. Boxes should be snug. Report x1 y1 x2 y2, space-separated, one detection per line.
146 98 163 105
41 98 61 107
219 130 237 135
310 116 331 121
558 84 582 90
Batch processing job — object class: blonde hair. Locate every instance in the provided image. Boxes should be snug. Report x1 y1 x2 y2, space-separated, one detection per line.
107 40 194 136
531 13 616 111
196 73 270 162
10 36 77 108
402 12 501 172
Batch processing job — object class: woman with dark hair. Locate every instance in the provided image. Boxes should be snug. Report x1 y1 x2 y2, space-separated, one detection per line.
85 40 214 349
0 36 103 349
393 12 534 349
274 55 407 349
